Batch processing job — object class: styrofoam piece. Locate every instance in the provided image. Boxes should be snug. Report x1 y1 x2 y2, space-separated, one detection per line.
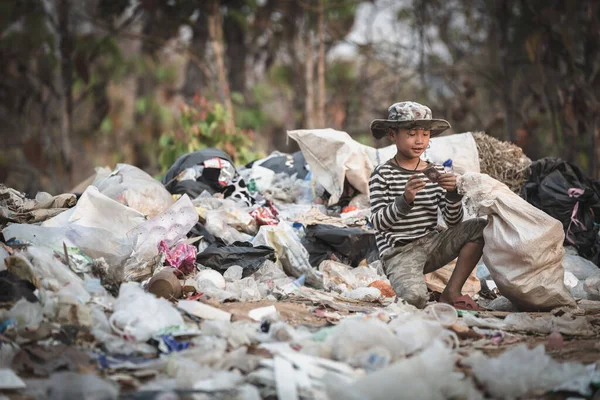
248 305 278 321
177 300 231 321
0 369 26 389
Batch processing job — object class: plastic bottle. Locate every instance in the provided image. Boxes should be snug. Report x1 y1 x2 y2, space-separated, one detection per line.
443 159 453 173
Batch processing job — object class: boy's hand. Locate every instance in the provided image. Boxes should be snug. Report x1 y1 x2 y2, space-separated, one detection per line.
403 174 426 203
438 173 457 192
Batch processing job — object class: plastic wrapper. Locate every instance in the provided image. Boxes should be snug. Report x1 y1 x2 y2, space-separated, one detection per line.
158 241 197 275
250 203 280 226
93 163 174 217
108 282 184 342
253 222 323 288
341 287 382 302
459 173 576 311
320 260 382 293
204 211 253 245
218 207 257 235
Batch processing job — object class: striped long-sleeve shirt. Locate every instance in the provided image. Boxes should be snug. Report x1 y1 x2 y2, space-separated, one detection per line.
369 161 464 256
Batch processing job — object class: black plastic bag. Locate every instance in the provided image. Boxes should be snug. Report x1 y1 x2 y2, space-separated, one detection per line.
196 241 276 277
247 152 309 179
521 158 600 262
301 224 379 268
162 149 233 196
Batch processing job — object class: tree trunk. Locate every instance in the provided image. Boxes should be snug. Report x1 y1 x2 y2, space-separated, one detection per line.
316 0 326 127
57 0 73 175
497 0 516 142
304 28 315 128
224 0 247 95
208 0 235 132
417 0 426 95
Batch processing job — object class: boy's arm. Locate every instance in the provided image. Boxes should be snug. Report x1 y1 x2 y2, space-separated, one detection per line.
440 190 464 227
369 170 413 231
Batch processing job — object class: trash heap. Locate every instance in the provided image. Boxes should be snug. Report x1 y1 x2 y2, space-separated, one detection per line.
0 129 600 399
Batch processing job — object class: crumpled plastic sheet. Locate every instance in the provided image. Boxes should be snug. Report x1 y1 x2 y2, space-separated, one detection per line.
326 340 478 400
125 195 199 280
462 312 596 336
465 344 600 399
253 222 323 288
109 282 184 342
158 241 197 275
92 163 174 217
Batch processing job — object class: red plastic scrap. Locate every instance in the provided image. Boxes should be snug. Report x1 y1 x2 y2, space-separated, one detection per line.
251 202 280 226
158 241 197 275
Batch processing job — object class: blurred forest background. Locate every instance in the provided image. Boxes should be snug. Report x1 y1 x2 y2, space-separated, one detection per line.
1 0 599 195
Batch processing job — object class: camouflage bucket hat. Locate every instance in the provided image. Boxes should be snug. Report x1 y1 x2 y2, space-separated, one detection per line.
370 101 451 139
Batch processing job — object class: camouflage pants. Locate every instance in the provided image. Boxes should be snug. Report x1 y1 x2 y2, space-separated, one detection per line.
381 218 487 309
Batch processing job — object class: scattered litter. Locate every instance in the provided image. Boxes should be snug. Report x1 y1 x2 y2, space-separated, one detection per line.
1 143 595 399
466 344 600 399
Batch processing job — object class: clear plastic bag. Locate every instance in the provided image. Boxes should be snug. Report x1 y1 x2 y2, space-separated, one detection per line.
108 282 184 342
326 340 475 400
126 194 199 275
253 222 323 288
223 265 244 282
324 317 403 367
465 344 599 399
562 250 600 280
204 211 253 245
7 298 43 330
226 277 263 302
25 247 90 302
93 163 174 217
389 313 458 356
195 269 226 290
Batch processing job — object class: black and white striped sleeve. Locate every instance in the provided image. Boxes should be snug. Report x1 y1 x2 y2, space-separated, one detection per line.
441 191 464 227
369 169 412 231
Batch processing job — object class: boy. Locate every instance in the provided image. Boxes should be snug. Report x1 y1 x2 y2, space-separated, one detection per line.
369 101 486 310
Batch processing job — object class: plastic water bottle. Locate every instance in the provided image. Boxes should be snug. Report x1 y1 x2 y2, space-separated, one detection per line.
443 159 453 173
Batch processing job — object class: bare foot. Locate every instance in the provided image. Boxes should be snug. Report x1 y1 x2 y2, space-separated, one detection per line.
439 291 461 305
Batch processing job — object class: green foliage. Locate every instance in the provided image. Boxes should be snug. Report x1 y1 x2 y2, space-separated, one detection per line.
158 96 263 172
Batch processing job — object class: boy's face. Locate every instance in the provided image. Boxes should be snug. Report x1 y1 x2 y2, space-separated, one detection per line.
388 127 431 158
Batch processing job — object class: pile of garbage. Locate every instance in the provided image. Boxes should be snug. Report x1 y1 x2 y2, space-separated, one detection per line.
0 129 599 399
